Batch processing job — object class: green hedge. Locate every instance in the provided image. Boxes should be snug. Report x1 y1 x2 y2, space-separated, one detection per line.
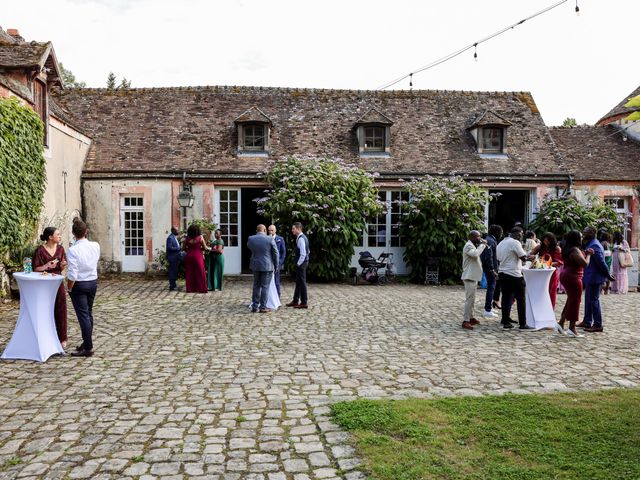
0 97 46 257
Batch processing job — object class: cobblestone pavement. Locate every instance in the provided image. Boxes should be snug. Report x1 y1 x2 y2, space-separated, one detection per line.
0 276 639 480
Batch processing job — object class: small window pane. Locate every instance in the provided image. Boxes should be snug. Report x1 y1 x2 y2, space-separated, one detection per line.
364 126 385 152
243 124 265 151
481 128 504 152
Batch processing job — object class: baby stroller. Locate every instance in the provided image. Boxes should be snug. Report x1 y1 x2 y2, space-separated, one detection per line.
351 251 396 285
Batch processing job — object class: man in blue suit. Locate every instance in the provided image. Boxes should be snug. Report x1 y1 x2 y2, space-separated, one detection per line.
581 226 615 332
166 226 182 291
268 224 286 296
247 224 279 313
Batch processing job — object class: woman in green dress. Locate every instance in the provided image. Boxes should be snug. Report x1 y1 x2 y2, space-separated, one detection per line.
208 229 225 291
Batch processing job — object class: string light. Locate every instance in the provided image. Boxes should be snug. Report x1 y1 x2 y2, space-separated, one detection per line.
575 0 580 15
377 0 572 90
409 73 413 89
474 43 478 62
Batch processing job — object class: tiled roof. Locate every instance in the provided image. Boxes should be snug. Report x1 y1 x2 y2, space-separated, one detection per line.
597 85 640 125
54 85 565 178
550 125 640 181
0 27 62 86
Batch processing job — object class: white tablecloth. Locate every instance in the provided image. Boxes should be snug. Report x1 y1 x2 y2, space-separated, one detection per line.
522 267 556 330
1 272 65 362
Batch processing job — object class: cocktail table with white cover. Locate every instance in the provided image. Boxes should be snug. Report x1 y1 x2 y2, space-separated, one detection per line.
522 267 557 330
1 272 65 362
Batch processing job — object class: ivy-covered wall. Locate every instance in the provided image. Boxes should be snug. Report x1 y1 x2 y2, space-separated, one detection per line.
0 96 46 258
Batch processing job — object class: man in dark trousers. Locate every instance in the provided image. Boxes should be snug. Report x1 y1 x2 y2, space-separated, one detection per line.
268 224 286 296
166 226 182 291
287 222 310 309
247 224 279 313
481 224 503 318
496 227 533 330
580 226 614 332
67 218 100 357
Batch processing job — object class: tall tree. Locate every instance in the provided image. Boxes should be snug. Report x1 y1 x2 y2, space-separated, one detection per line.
118 77 131 89
562 117 577 127
59 63 86 88
106 72 117 89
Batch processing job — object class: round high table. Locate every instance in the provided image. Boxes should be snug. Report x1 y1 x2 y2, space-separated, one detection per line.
1 272 65 362
522 267 557 330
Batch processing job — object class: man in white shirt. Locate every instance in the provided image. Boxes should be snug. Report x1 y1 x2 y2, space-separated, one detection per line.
286 222 310 309
66 219 101 357
496 227 533 330
461 230 487 330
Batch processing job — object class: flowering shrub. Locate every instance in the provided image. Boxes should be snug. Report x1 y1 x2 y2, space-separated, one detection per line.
530 195 622 238
400 176 487 283
260 157 382 281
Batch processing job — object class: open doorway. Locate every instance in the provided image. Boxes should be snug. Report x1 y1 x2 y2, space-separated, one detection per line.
241 188 269 273
488 189 530 233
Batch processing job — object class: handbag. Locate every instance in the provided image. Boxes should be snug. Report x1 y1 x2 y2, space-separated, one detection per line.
618 250 634 268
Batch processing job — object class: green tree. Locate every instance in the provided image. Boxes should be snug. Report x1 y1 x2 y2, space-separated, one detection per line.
624 95 640 121
400 176 487 283
562 117 577 127
260 158 382 281
529 194 623 238
118 77 131 89
106 72 117 89
0 97 46 258
59 63 86 88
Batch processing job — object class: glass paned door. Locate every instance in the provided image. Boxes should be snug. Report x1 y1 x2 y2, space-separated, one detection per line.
215 189 241 274
121 196 146 272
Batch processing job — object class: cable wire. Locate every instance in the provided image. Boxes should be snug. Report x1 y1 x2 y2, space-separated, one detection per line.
377 0 569 90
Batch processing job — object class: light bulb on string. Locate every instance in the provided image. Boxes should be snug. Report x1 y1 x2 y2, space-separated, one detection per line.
575 0 580 15
409 73 413 89
473 43 478 62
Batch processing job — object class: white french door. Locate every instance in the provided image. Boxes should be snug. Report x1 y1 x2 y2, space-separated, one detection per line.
120 196 146 272
215 188 241 274
352 190 410 274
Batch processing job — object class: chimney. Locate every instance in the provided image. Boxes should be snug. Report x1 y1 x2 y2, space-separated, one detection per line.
7 28 24 41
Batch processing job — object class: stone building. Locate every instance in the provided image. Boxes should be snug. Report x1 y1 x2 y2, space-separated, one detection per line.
0 27 91 244
55 86 577 274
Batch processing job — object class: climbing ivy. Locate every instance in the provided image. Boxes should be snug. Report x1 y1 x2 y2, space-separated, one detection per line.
0 97 46 257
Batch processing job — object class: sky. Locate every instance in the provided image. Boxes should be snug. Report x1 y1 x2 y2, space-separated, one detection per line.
3 0 639 125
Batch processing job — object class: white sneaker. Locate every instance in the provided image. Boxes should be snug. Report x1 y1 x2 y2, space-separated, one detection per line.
483 310 498 318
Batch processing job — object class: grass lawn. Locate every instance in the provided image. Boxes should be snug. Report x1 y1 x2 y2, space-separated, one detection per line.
330 388 640 480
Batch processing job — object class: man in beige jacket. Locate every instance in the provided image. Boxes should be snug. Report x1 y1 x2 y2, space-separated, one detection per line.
461 230 487 330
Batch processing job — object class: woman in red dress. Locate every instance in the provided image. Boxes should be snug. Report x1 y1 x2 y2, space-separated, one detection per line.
183 224 209 293
32 227 68 347
530 232 563 309
558 230 591 337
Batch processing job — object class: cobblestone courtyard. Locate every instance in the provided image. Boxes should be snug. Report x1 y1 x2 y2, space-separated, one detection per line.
0 277 639 480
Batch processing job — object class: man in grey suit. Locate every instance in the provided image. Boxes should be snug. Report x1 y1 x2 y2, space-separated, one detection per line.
247 224 279 313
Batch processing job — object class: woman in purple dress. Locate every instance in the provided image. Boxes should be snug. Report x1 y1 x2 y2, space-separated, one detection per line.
183 224 209 293
32 227 68 347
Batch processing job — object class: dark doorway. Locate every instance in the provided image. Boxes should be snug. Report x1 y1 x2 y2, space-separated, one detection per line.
488 189 529 233
241 188 269 273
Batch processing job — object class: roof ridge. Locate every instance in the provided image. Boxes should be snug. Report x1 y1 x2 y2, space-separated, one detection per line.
59 85 533 96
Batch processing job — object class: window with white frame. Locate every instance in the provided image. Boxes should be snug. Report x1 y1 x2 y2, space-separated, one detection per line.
605 196 631 242
363 190 409 248
479 127 505 153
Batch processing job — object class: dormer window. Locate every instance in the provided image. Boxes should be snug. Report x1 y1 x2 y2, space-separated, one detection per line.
468 110 512 156
480 127 504 153
364 126 385 152
354 108 393 156
242 124 265 151
234 107 272 155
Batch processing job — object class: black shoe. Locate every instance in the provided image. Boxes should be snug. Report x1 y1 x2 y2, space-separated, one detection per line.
502 323 514 329
508 319 518 324
519 325 534 330
75 344 85 352
251 308 258 313
71 349 94 357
